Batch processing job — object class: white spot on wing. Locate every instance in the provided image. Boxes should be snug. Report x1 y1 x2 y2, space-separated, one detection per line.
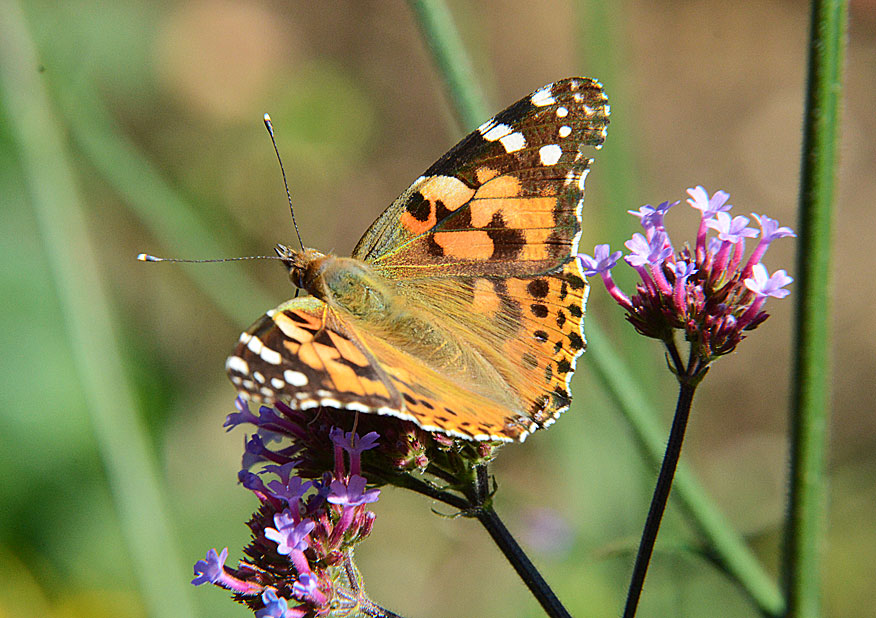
531 85 556 107
271 378 285 389
556 106 568 118
477 119 496 134
259 346 282 366
284 369 308 386
253 371 265 384
481 122 512 142
539 144 563 166
246 335 263 354
558 125 571 138
499 131 526 153
344 402 371 413
577 167 591 191
226 355 250 375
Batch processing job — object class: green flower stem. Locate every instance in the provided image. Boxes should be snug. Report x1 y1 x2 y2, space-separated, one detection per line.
406 0 489 132
588 323 784 616
408 1 784 615
783 1 847 616
623 374 697 617
0 3 197 617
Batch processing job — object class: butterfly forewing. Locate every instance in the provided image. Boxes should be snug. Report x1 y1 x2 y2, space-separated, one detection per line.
352 77 609 278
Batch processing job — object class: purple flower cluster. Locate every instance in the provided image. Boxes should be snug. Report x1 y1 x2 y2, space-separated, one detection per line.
579 186 795 361
192 398 384 617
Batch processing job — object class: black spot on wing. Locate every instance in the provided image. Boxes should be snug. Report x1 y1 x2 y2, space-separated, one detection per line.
404 191 431 222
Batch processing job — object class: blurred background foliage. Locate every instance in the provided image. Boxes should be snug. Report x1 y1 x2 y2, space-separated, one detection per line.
0 1 873 617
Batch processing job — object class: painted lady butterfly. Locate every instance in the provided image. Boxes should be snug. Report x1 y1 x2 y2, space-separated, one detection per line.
226 77 609 442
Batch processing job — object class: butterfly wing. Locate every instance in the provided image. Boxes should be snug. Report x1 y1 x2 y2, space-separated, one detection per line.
352 77 609 278
350 77 607 432
226 297 534 441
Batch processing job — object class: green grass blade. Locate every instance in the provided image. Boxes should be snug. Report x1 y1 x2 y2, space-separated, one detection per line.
0 3 198 617
406 0 490 129
783 1 847 616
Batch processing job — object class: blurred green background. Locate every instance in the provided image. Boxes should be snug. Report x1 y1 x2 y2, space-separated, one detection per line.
1 1 873 616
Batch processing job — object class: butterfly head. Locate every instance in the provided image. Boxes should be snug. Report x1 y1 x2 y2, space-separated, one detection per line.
275 243 322 289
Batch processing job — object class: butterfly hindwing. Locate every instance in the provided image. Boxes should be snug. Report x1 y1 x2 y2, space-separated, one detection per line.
226 297 534 441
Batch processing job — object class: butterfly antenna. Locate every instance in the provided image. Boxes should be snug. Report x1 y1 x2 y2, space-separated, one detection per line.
264 113 304 251
137 254 282 263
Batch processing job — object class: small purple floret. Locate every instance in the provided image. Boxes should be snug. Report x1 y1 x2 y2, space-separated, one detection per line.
255 589 289 618
265 511 316 555
578 244 622 276
624 231 672 268
267 476 313 506
192 547 228 586
628 200 677 233
687 185 732 217
292 571 320 599
706 212 759 244
745 264 794 299
327 475 381 507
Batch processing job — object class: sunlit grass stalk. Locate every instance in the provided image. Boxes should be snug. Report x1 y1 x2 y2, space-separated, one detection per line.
0 2 197 617
783 1 847 616
408 0 785 615
407 0 489 133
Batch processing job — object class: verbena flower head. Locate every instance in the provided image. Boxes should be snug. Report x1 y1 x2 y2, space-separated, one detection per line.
578 186 795 365
192 398 396 616
195 394 501 616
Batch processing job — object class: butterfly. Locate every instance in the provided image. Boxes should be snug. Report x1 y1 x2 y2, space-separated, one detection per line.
226 77 609 442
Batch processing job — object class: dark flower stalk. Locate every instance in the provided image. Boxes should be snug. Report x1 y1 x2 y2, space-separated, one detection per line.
579 186 795 617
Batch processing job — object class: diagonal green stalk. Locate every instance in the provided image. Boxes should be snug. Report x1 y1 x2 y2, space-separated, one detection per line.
0 2 197 617
407 1 785 615
783 1 847 616
406 0 489 133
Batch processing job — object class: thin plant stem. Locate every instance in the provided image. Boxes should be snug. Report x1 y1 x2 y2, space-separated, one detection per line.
475 505 571 618
623 373 697 617
586 323 784 616
406 0 489 131
471 466 572 618
783 1 847 616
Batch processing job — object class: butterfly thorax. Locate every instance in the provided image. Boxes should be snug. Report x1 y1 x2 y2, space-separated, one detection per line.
279 246 390 318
